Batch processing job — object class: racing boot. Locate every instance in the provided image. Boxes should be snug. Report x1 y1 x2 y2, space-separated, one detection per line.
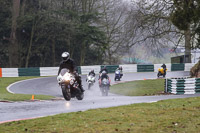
79 85 85 92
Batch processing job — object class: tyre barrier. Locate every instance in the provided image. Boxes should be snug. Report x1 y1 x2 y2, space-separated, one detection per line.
165 77 200 94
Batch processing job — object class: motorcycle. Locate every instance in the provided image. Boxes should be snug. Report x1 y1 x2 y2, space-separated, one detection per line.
157 68 167 78
114 70 123 81
57 68 84 101
99 72 110 96
86 74 95 89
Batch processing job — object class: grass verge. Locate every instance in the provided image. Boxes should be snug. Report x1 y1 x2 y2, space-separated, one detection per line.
0 77 54 101
0 97 200 132
110 79 165 96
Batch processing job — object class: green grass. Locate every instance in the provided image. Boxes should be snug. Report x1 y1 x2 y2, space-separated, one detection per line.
0 77 54 101
0 97 200 132
110 79 165 96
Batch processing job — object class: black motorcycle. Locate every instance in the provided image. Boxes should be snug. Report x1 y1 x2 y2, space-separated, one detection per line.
57 68 84 101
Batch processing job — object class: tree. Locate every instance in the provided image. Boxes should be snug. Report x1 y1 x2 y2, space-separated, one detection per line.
0 0 11 67
126 0 179 61
98 0 131 64
170 0 200 63
15 0 107 67
9 0 20 67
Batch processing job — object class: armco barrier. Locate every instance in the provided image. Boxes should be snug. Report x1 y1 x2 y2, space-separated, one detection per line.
154 64 171 72
81 65 101 75
171 63 185 71
165 78 200 94
2 68 18 77
40 66 81 76
120 64 137 73
185 63 195 71
137 65 154 72
0 68 2 77
40 67 59 76
18 68 40 76
101 65 119 73
0 63 195 77
77 66 81 74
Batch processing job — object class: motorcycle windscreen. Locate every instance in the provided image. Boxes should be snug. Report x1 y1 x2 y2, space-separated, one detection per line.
60 68 70 76
115 70 120 74
102 78 109 84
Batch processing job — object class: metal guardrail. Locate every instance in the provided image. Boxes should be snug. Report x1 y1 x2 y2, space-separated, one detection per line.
0 63 195 77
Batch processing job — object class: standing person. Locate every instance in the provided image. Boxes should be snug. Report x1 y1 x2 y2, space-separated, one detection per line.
58 52 84 92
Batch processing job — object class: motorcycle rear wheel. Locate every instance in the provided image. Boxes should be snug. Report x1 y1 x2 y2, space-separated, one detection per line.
76 92 84 100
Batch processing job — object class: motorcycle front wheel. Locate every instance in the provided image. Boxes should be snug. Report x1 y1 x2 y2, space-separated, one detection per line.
61 85 71 101
88 83 92 90
157 72 160 78
105 86 109 96
101 86 107 96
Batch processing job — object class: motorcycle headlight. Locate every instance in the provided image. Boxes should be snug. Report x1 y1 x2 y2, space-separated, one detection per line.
64 73 71 81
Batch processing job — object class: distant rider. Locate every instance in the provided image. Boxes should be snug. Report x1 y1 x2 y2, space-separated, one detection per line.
99 66 108 79
58 52 84 92
119 66 123 71
86 69 96 82
161 64 167 75
89 69 96 77
116 66 123 78
100 71 109 80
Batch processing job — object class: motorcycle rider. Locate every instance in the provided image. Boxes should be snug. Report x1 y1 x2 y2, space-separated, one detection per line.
86 69 96 82
99 66 110 85
116 66 123 78
99 66 108 79
161 63 167 75
58 52 84 92
100 71 109 80
116 66 123 72
119 66 123 71
99 70 110 88
89 69 96 77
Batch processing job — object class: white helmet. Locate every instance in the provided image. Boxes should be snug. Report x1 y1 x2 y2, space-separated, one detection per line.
61 52 70 61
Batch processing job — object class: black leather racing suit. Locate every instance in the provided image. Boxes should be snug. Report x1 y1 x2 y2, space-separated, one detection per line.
58 59 84 92
89 71 96 77
161 64 167 75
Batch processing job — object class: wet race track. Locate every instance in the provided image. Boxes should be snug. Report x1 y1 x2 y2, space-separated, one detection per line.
1 71 200 123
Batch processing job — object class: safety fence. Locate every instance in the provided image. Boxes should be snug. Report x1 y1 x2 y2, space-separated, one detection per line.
137 65 154 72
165 78 200 94
0 63 195 77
